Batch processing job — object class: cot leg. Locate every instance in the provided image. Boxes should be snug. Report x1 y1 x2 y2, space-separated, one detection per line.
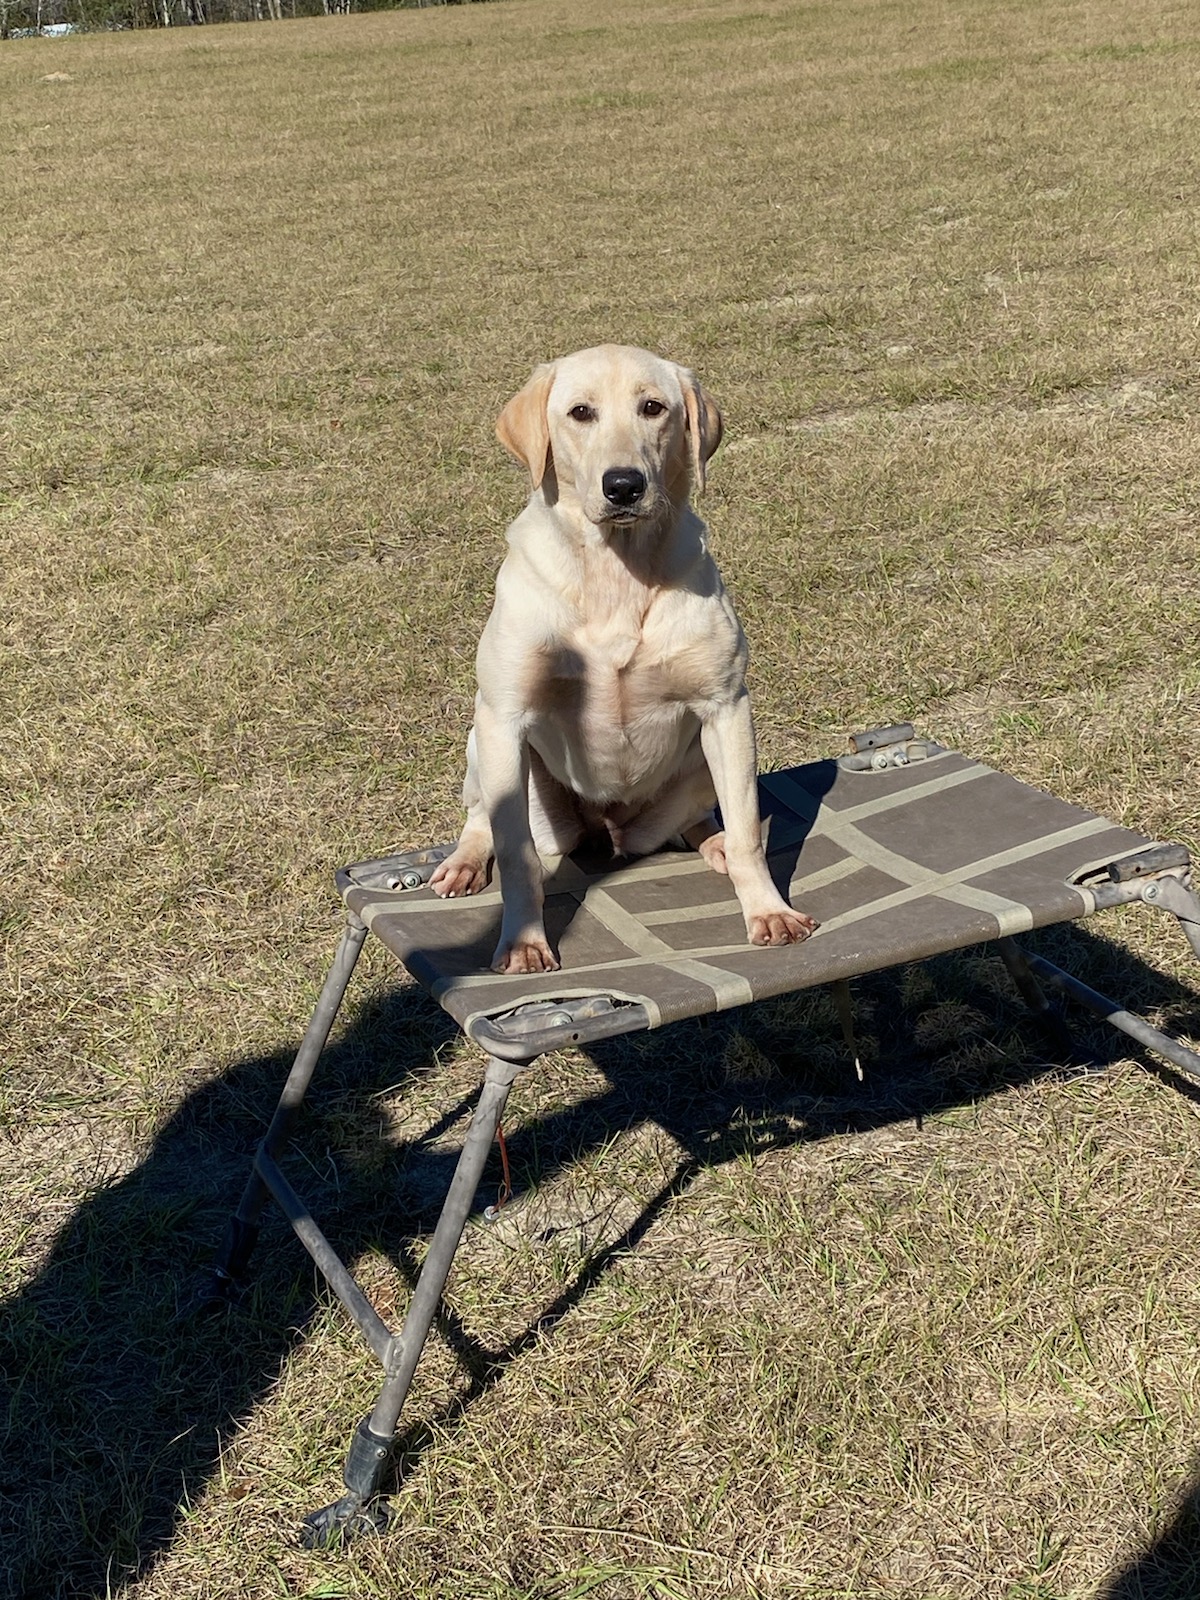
1139 874 1200 964
200 913 370 1309
1023 954 1200 1086
830 978 863 1081
996 937 1078 1061
302 1052 526 1547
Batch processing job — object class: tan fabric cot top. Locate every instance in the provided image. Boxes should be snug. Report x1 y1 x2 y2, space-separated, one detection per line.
341 750 1152 1045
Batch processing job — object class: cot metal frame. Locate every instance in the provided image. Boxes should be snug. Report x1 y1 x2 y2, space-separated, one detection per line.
201 728 1200 1545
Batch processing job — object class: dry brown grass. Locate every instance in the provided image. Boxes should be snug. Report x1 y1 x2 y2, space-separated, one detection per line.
4 0 1200 1595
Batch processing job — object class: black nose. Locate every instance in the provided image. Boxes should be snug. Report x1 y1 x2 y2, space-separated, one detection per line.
602 468 646 508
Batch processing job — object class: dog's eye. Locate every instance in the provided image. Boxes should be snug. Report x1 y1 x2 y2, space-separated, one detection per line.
568 404 596 423
640 399 667 418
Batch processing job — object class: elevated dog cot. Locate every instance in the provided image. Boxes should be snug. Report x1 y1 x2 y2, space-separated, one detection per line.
202 725 1200 1544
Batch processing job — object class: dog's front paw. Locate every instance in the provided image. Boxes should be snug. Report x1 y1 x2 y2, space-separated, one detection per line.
747 908 819 947
491 935 560 975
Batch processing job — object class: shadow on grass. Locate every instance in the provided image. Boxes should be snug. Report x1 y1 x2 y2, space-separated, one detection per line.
2 922 1199 1597
1094 1015 1200 1600
1100 1496 1200 1600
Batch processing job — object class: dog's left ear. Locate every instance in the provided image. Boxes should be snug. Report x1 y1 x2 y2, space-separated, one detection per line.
676 367 723 493
496 361 557 489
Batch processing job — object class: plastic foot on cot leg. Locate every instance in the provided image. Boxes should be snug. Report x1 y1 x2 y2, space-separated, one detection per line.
301 1417 398 1549
1037 1005 1097 1072
301 1489 391 1548
179 1219 263 1320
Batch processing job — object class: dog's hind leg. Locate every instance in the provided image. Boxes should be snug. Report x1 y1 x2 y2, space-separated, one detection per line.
619 760 719 860
430 729 494 898
430 737 584 905
681 811 728 874
526 746 587 857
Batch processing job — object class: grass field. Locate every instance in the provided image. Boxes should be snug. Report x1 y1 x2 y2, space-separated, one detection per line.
4 0 1200 1594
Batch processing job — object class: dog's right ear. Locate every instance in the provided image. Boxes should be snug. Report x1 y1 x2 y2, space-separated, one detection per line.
496 361 557 489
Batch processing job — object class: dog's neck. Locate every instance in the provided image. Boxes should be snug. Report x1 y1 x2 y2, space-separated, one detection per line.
536 483 705 592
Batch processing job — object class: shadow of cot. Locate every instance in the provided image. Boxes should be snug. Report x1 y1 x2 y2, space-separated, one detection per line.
2 918 1199 1596
0 986 461 1600
1100 1482 1200 1599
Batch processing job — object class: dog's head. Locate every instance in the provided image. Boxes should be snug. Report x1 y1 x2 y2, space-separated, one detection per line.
496 345 723 529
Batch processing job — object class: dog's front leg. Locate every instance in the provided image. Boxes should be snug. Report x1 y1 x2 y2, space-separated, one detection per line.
699 692 818 947
473 698 560 975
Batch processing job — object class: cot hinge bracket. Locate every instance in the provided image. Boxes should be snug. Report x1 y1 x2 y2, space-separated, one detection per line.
840 723 945 773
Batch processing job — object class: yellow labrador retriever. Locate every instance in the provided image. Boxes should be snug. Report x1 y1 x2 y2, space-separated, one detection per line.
430 344 818 974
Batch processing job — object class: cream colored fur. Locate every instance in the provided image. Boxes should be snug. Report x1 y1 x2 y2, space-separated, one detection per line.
430 344 817 974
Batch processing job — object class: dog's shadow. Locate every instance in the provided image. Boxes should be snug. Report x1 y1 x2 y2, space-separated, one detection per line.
3 920 1200 1597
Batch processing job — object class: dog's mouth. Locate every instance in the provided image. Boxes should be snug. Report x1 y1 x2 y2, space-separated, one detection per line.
584 480 669 532
594 502 657 529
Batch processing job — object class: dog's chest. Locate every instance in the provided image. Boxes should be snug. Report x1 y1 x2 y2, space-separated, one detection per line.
547 599 701 711
531 627 691 801
574 613 641 676
533 601 707 789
